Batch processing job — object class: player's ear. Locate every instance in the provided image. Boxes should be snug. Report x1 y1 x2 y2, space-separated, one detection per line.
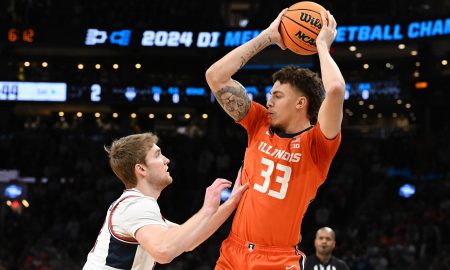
135 164 146 176
296 96 307 109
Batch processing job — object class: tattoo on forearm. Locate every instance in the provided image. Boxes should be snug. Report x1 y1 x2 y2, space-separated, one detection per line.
239 34 273 69
216 82 250 121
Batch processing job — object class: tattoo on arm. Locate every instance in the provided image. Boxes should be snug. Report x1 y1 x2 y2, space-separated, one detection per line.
239 34 273 69
215 81 251 121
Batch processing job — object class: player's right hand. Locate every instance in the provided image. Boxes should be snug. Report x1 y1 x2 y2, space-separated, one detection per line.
202 178 232 215
264 8 288 50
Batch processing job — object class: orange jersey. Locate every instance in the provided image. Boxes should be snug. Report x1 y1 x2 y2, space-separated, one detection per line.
232 101 341 246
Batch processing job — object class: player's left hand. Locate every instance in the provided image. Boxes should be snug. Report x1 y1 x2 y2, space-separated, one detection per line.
202 178 232 215
226 166 249 207
316 10 337 50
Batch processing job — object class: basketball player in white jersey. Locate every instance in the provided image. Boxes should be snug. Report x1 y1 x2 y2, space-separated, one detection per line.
83 132 249 269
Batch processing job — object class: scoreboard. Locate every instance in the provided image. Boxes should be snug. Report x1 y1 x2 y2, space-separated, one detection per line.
3 17 449 48
0 81 401 104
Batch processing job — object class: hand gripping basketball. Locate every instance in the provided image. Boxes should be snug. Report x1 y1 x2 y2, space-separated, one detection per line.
279 1 327 55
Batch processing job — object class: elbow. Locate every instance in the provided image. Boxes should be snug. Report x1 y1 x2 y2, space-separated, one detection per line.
152 245 178 264
326 81 346 98
205 65 221 91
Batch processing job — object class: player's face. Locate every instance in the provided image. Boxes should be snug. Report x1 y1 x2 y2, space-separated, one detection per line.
266 81 304 130
143 144 172 188
314 230 336 256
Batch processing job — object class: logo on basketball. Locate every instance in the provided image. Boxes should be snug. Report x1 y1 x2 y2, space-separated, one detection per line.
299 12 322 30
279 1 326 55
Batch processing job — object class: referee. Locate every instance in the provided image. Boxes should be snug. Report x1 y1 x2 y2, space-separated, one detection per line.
305 227 349 270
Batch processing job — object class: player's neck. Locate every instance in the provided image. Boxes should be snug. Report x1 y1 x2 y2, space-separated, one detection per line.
282 117 311 134
134 182 161 199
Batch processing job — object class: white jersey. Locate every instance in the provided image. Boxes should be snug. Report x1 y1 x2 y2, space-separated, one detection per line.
83 189 168 270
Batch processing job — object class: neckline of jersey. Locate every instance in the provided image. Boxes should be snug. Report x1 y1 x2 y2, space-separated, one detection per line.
272 125 314 138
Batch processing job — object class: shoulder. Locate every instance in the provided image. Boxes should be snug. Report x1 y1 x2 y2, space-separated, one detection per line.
114 195 161 217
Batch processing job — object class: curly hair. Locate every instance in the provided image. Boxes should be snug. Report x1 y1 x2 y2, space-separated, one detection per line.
272 66 325 124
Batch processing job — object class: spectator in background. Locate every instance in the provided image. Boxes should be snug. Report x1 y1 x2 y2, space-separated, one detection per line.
305 227 350 270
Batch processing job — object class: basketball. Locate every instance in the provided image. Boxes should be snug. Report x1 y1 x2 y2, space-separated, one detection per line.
280 1 326 55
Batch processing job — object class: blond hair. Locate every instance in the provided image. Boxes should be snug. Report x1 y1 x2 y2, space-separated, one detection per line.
105 132 158 188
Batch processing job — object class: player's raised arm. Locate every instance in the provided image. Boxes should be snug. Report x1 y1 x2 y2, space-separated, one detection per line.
316 11 346 139
205 9 287 122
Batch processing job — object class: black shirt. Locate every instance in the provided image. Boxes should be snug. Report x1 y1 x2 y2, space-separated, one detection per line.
305 255 350 270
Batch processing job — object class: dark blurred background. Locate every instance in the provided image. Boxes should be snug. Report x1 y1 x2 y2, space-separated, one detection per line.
0 0 449 269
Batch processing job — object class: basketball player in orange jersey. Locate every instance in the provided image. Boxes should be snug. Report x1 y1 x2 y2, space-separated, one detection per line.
205 8 344 270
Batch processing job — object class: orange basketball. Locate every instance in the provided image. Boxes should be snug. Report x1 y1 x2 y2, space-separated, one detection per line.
279 1 326 55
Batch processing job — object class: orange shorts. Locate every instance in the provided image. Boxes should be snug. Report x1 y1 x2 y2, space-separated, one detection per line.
215 233 306 270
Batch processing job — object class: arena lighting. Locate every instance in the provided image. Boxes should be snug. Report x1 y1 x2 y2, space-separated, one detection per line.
4 184 22 199
393 112 398 118
94 112 101 118
399 184 415 198
358 100 364 106
405 103 412 109
58 111 64 117
148 113 155 119
166 113 173 119
22 199 29 208
355 52 362 58
95 64 101 69
442 59 448 66
362 113 367 119
11 200 21 209
77 64 84 70
76 112 83 118
349 45 357 51
112 64 119 69
130 113 137 118
411 50 418 56
184 113 191 119
369 104 374 109
202 113 208 119
135 63 141 69
42 62 48 68
397 99 403 104
413 71 420 77
172 94 180 104
363 64 369 69
221 189 231 202
112 113 118 118
377 113 383 118
398 44 406 49
415 81 428 89
24 61 30 67
415 62 421 67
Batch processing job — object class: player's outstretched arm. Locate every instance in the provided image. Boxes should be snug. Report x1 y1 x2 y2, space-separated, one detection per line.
135 176 248 264
316 11 346 139
186 167 249 251
205 9 287 122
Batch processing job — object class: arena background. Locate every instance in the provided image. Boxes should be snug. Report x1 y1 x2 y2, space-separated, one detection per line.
0 0 449 269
